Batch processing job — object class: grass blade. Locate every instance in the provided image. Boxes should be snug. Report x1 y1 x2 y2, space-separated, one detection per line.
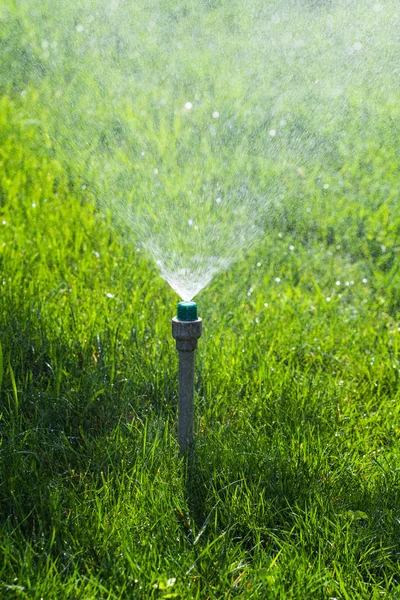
0 341 3 392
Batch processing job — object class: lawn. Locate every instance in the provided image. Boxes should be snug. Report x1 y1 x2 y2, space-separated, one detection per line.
1 0 400 598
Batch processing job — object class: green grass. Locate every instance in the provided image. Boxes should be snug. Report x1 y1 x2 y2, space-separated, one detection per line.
1 1 400 598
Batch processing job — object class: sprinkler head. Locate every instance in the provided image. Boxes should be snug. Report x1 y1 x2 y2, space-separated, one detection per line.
177 301 198 322
172 302 202 351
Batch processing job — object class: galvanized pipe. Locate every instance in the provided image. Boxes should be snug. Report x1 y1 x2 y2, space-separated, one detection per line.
172 303 202 453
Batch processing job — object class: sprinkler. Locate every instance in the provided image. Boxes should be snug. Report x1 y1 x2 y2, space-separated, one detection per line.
172 301 202 453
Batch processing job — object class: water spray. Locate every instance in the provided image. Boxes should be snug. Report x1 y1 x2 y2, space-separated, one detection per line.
172 301 202 453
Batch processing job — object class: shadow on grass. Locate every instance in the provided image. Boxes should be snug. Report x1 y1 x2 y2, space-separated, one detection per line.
0 305 175 536
182 408 400 586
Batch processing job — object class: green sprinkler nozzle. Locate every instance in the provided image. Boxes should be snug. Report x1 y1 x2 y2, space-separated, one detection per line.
177 301 198 322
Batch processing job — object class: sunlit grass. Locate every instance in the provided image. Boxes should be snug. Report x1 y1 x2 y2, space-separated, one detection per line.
1 88 400 597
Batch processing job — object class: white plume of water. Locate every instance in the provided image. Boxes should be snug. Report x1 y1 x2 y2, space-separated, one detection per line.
4 0 400 299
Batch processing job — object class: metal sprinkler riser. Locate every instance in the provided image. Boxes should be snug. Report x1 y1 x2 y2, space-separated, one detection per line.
172 302 202 454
